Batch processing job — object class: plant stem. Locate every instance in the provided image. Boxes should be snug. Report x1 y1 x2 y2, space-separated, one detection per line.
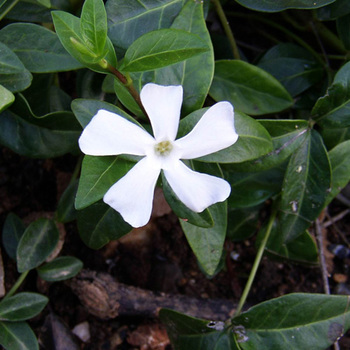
234 209 277 316
106 63 148 117
0 0 20 21
211 0 240 60
3 270 29 300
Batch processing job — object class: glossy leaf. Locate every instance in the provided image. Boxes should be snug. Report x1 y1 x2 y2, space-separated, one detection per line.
75 155 136 210
56 180 78 223
106 0 185 54
321 126 350 150
80 0 107 55
326 140 350 205
210 60 293 115
0 293 48 321
178 109 273 163
0 321 38 350
233 293 350 350
317 0 350 20
120 29 209 72
258 43 323 97
0 23 83 72
16 218 59 273
180 163 227 276
162 172 214 228
0 84 14 112
1 213 26 260
312 61 350 128
153 0 214 115
160 309 239 350
229 120 309 172
77 201 131 249
236 0 335 12
278 130 331 243
37 256 83 281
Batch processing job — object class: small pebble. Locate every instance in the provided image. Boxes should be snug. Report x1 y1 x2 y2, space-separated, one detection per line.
72 321 90 343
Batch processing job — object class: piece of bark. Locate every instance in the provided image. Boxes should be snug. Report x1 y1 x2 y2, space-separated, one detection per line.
68 270 237 321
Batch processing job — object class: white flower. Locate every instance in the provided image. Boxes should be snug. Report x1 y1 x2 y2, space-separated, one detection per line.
79 83 238 228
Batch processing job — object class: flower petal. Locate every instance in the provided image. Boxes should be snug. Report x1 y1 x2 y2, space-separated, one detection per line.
175 101 238 159
140 83 183 141
79 109 155 156
163 160 230 212
103 157 160 228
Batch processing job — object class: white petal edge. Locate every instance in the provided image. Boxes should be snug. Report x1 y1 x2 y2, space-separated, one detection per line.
79 109 155 156
103 157 161 228
163 160 231 212
140 83 183 141
175 101 238 159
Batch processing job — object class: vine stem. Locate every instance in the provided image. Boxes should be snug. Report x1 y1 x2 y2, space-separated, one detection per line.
0 0 20 21
3 270 29 301
234 209 277 316
211 0 240 60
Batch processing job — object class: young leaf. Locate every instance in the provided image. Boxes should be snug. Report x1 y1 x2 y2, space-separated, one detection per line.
1 213 26 260
16 218 59 273
233 293 350 350
56 180 78 223
120 29 209 72
312 61 350 128
0 23 83 73
106 0 184 54
178 109 273 163
80 0 107 55
0 84 14 112
278 130 331 243
0 293 48 321
180 163 227 277
0 321 39 350
37 256 83 282
75 155 136 210
77 201 131 249
236 0 335 12
210 60 293 115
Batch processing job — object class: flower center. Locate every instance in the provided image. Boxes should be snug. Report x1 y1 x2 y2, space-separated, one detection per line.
154 140 173 156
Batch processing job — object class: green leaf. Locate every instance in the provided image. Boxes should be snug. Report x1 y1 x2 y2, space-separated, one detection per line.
52 10 116 73
0 321 38 350
75 155 136 210
37 256 83 281
0 85 14 112
1 213 26 260
0 293 48 321
178 109 273 163
0 23 83 73
233 293 350 350
312 61 350 128
180 163 227 276
120 29 209 72
210 60 293 115
337 14 350 50
161 172 214 228
160 309 240 350
80 0 107 55
229 120 309 172
326 140 350 205
16 218 59 273
224 166 285 208
106 0 185 55
278 130 331 243
317 0 350 20
258 43 323 97
56 180 78 223
236 0 335 12
0 96 80 158
153 0 214 115
0 42 32 92
77 201 131 249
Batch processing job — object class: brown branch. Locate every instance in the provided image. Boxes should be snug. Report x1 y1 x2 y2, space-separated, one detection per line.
68 270 238 321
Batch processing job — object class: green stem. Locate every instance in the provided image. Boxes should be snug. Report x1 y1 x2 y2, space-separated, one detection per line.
234 209 277 316
211 0 240 60
0 0 20 21
3 271 29 300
